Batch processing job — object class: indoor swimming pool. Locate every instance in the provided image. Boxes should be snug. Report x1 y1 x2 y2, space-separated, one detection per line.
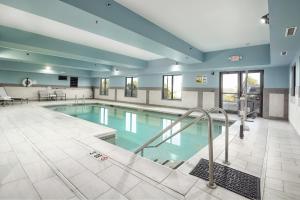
48 104 225 162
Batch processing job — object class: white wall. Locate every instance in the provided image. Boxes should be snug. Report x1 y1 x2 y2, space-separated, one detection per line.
288 55 300 135
202 92 215 109
94 88 115 101
116 89 147 104
269 93 284 118
149 90 198 108
4 86 92 100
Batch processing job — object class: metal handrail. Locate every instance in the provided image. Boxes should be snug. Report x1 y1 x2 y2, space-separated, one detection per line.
134 107 217 189
134 108 209 154
75 95 78 104
211 107 230 165
138 107 230 165
82 95 86 105
147 116 207 148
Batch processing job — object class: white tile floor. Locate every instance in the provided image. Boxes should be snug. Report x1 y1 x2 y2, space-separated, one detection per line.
0 100 299 200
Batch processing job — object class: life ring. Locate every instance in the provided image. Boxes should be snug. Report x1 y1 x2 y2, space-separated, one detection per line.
22 78 33 87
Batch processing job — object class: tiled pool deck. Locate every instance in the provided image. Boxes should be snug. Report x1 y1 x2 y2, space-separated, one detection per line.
0 100 299 200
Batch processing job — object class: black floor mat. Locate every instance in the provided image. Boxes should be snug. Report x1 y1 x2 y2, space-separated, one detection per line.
190 159 260 200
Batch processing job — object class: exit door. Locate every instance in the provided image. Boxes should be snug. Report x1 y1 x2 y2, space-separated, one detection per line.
220 71 263 116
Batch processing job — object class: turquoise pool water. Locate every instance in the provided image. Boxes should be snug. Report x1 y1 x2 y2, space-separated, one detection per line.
49 104 224 161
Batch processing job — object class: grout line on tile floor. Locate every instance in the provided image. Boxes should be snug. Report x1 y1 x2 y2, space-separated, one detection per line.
15 124 88 200
1 124 43 200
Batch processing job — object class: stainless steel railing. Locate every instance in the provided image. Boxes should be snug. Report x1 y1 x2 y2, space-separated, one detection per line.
211 107 230 165
134 107 216 188
134 107 230 189
82 95 86 105
75 95 78 104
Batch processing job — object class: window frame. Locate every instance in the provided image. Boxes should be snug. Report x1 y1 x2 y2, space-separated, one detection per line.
70 77 78 88
125 77 138 97
100 78 109 96
219 70 264 116
162 74 182 100
291 65 296 97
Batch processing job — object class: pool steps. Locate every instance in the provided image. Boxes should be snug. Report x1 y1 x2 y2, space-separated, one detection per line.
135 107 230 189
153 159 184 169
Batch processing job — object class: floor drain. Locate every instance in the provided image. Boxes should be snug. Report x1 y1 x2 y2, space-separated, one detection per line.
190 159 261 200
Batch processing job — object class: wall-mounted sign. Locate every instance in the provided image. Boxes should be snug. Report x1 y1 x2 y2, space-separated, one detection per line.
196 74 207 85
229 55 243 62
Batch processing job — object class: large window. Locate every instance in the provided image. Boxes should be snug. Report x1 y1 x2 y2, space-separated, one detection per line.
70 77 78 88
291 65 296 97
100 78 109 95
125 77 138 97
162 75 182 100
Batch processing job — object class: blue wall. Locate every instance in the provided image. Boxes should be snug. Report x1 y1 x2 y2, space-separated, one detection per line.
0 65 289 89
93 66 289 89
264 66 290 88
93 72 219 88
137 72 219 88
0 70 93 87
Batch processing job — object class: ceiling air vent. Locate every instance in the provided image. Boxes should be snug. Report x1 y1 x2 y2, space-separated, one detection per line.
285 26 297 37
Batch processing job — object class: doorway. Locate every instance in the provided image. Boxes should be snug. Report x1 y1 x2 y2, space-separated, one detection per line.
220 70 264 116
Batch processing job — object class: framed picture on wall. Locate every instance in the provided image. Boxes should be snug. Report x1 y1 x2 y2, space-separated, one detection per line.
196 74 207 85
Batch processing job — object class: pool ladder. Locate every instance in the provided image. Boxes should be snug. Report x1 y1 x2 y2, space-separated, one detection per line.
134 107 230 189
74 95 86 105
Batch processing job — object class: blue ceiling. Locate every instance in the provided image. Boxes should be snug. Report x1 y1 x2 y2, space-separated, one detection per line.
269 0 300 66
0 0 299 77
0 26 147 69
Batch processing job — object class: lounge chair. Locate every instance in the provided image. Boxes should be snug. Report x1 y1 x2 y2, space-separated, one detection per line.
38 90 49 101
0 87 28 105
55 90 66 101
0 87 12 105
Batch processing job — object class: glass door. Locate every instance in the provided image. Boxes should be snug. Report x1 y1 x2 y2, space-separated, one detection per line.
220 71 263 116
242 71 263 116
220 72 240 113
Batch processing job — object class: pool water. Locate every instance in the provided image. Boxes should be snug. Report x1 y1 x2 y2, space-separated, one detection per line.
49 104 224 161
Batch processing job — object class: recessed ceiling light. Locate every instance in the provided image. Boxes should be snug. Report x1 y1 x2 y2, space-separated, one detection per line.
260 14 269 24
45 66 51 70
281 51 288 56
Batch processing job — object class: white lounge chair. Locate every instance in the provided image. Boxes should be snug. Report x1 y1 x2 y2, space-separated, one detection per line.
0 87 13 105
0 87 28 105
55 90 66 101
38 90 50 101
